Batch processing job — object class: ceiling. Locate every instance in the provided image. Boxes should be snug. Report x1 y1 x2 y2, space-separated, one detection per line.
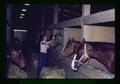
9 4 114 30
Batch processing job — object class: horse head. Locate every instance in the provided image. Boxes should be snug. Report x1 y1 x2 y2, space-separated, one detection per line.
61 38 91 68
60 38 80 57
48 34 63 49
61 38 115 73
76 38 91 65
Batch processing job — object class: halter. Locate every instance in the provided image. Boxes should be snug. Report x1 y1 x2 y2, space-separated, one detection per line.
71 54 78 70
78 43 89 65
71 42 89 70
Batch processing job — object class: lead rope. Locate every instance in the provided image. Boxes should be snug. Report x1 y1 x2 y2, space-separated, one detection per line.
78 43 89 65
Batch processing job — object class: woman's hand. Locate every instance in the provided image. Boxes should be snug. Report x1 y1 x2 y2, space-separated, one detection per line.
47 40 52 44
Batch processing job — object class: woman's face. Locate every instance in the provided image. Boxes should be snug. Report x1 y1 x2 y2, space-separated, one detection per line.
43 36 47 41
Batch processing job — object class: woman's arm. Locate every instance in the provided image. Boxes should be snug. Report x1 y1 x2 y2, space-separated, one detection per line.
46 36 55 44
46 40 52 44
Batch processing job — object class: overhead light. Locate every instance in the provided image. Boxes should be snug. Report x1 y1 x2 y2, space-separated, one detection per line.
24 4 30 6
20 13 25 16
14 29 28 32
21 9 27 12
19 16 23 18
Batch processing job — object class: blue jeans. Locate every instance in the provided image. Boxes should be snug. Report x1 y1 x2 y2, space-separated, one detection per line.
37 52 47 78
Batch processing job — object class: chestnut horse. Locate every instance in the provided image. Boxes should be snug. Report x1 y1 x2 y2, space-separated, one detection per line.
8 40 26 69
61 38 115 74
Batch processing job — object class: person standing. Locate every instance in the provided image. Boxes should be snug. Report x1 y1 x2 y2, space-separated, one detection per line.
37 35 53 78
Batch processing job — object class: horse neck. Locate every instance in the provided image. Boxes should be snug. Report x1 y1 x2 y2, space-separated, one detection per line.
89 43 113 73
91 52 114 73
91 52 108 67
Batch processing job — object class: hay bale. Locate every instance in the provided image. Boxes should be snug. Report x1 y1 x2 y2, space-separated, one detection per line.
8 64 27 78
40 67 65 79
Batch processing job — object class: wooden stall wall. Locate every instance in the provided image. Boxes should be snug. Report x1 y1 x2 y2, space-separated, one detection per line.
83 25 115 43
63 28 82 46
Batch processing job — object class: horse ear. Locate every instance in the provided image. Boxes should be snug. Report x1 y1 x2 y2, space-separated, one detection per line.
72 38 74 41
83 38 85 43
68 36 72 40
81 38 86 44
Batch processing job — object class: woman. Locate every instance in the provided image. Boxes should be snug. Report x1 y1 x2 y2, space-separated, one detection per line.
37 35 53 78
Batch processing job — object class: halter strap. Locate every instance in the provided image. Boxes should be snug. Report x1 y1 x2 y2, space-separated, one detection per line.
71 54 78 70
78 43 89 65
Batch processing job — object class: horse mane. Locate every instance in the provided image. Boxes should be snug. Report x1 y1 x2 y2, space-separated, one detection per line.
85 41 115 49
86 41 114 44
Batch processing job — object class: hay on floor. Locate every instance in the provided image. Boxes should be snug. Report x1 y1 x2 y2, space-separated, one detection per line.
7 63 27 78
40 67 65 79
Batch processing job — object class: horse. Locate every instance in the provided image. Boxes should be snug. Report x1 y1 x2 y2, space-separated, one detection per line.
8 40 26 69
60 38 115 74
49 33 63 49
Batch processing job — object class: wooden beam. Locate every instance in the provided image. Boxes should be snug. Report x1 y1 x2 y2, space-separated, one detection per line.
58 11 80 17
41 5 45 28
47 9 115 28
47 17 82 28
82 4 91 16
53 4 59 24
61 14 71 18
83 9 115 25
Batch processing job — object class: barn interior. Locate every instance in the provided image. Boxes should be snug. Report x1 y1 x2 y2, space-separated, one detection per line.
6 4 115 78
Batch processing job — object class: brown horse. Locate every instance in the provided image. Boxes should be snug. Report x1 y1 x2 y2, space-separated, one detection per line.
10 50 26 68
8 40 26 68
61 38 115 74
